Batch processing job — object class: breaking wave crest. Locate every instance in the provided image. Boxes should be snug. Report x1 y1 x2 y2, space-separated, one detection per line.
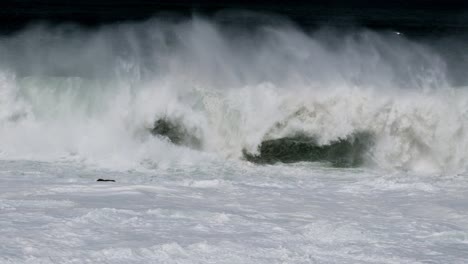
1 15 467 173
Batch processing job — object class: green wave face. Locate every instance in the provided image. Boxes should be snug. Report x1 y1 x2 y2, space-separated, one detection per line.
151 118 202 150
150 117 374 167
243 132 374 167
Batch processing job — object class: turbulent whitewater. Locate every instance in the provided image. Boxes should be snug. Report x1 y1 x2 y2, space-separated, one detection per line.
1 15 468 264
1 18 468 173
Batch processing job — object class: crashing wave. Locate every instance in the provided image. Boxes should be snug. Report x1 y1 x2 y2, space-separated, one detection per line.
0 16 467 173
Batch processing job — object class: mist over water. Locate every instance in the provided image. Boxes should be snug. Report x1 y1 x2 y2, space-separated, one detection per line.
1 15 467 173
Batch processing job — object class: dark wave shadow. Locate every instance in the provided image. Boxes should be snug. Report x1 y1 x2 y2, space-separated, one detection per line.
150 118 202 149
243 132 374 167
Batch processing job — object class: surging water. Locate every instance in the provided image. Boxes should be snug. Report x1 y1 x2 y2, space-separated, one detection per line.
1 14 468 264
0 16 467 173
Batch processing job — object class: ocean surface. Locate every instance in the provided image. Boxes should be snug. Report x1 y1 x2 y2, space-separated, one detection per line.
1 5 468 263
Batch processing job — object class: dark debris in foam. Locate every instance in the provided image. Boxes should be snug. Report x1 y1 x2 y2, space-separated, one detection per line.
97 179 116 182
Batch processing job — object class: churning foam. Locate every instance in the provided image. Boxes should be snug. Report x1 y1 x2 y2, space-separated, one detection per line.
0 16 467 173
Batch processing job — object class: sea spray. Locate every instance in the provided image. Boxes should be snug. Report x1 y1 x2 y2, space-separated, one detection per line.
0 16 466 173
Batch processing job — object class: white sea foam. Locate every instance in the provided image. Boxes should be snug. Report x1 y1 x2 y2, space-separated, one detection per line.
0 17 466 173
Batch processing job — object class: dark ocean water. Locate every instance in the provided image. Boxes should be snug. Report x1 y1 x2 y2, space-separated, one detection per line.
2 0 468 35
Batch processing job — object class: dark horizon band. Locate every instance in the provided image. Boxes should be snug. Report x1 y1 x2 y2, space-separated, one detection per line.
1 0 468 34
